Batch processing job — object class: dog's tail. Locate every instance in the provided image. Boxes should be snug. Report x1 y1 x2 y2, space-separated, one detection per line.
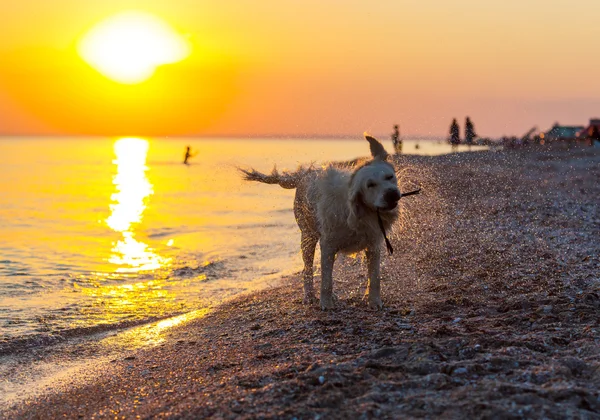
238 166 310 189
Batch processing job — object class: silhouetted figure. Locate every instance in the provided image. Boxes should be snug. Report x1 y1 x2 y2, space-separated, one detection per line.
590 125 600 146
464 117 477 146
183 146 197 164
391 124 402 154
449 118 460 151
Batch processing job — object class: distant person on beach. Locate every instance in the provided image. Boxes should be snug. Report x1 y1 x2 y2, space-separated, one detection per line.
183 146 197 164
391 124 402 154
590 126 600 147
449 118 460 151
464 117 477 147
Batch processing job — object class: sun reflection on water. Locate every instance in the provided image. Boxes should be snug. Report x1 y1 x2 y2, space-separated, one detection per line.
106 137 169 272
98 309 210 350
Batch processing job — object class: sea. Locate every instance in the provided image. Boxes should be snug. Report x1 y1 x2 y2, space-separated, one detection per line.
0 137 484 351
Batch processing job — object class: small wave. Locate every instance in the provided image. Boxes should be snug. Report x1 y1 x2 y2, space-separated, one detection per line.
232 223 287 230
0 280 45 291
0 259 33 278
147 161 198 166
147 226 181 238
172 260 224 279
0 312 188 357
4 271 29 277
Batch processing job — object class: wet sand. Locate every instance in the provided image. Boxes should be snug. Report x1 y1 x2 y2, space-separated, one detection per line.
4 147 600 419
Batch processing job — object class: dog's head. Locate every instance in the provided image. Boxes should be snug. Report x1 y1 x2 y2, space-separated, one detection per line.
347 135 401 227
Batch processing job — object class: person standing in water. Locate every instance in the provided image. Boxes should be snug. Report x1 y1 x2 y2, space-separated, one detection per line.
391 124 402 154
449 118 460 152
183 146 197 164
464 116 477 148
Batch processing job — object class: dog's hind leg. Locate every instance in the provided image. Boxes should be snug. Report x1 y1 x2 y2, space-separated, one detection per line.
301 233 318 304
365 246 383 310
319 242 336 310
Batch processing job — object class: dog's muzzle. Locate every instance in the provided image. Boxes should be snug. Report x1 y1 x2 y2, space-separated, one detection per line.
382 189 401 210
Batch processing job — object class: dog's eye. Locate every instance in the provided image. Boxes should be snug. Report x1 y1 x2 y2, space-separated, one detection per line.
385 175 394 181
367 181 376 188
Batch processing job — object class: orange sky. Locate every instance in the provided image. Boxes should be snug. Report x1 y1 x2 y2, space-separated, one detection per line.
1 0 600 138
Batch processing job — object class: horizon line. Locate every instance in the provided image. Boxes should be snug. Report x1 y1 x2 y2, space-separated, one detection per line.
0 133 447 141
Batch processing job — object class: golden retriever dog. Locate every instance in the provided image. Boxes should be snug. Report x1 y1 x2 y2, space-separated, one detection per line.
240 135 400 310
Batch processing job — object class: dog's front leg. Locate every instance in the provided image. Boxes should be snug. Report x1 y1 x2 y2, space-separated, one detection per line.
301 233 318 304
365 246 383 310
320 241 336 310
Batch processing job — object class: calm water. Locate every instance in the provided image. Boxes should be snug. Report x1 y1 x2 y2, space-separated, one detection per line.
0 137 483 348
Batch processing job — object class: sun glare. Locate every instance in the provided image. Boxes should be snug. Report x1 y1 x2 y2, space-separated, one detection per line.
78 11 191 84
106 138 170 272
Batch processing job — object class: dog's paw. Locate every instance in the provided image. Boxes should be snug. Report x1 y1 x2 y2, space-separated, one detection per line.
303 293 317 305
365 295 384 310
320 296 335 311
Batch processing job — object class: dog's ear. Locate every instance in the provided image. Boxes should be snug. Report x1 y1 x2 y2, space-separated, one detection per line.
347 187 366 229
364 134 389 160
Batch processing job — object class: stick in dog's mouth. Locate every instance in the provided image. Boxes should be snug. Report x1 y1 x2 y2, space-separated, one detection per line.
401 188 421 198
378 189 421 212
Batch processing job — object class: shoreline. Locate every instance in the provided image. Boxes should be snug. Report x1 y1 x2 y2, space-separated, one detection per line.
4 148 600 418
0 138 481 349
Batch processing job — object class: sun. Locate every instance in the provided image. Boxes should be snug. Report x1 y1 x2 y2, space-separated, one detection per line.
78 11 191 84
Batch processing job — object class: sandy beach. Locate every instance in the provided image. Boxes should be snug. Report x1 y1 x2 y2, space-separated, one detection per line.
4 147 599 419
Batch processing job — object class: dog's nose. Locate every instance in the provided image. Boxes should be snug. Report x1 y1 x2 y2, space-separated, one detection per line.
384 189 401 204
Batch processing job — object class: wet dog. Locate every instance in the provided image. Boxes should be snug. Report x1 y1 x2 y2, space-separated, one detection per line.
240 135 400 310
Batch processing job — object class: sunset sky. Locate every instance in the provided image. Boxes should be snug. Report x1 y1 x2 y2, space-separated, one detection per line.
1 0 600 138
